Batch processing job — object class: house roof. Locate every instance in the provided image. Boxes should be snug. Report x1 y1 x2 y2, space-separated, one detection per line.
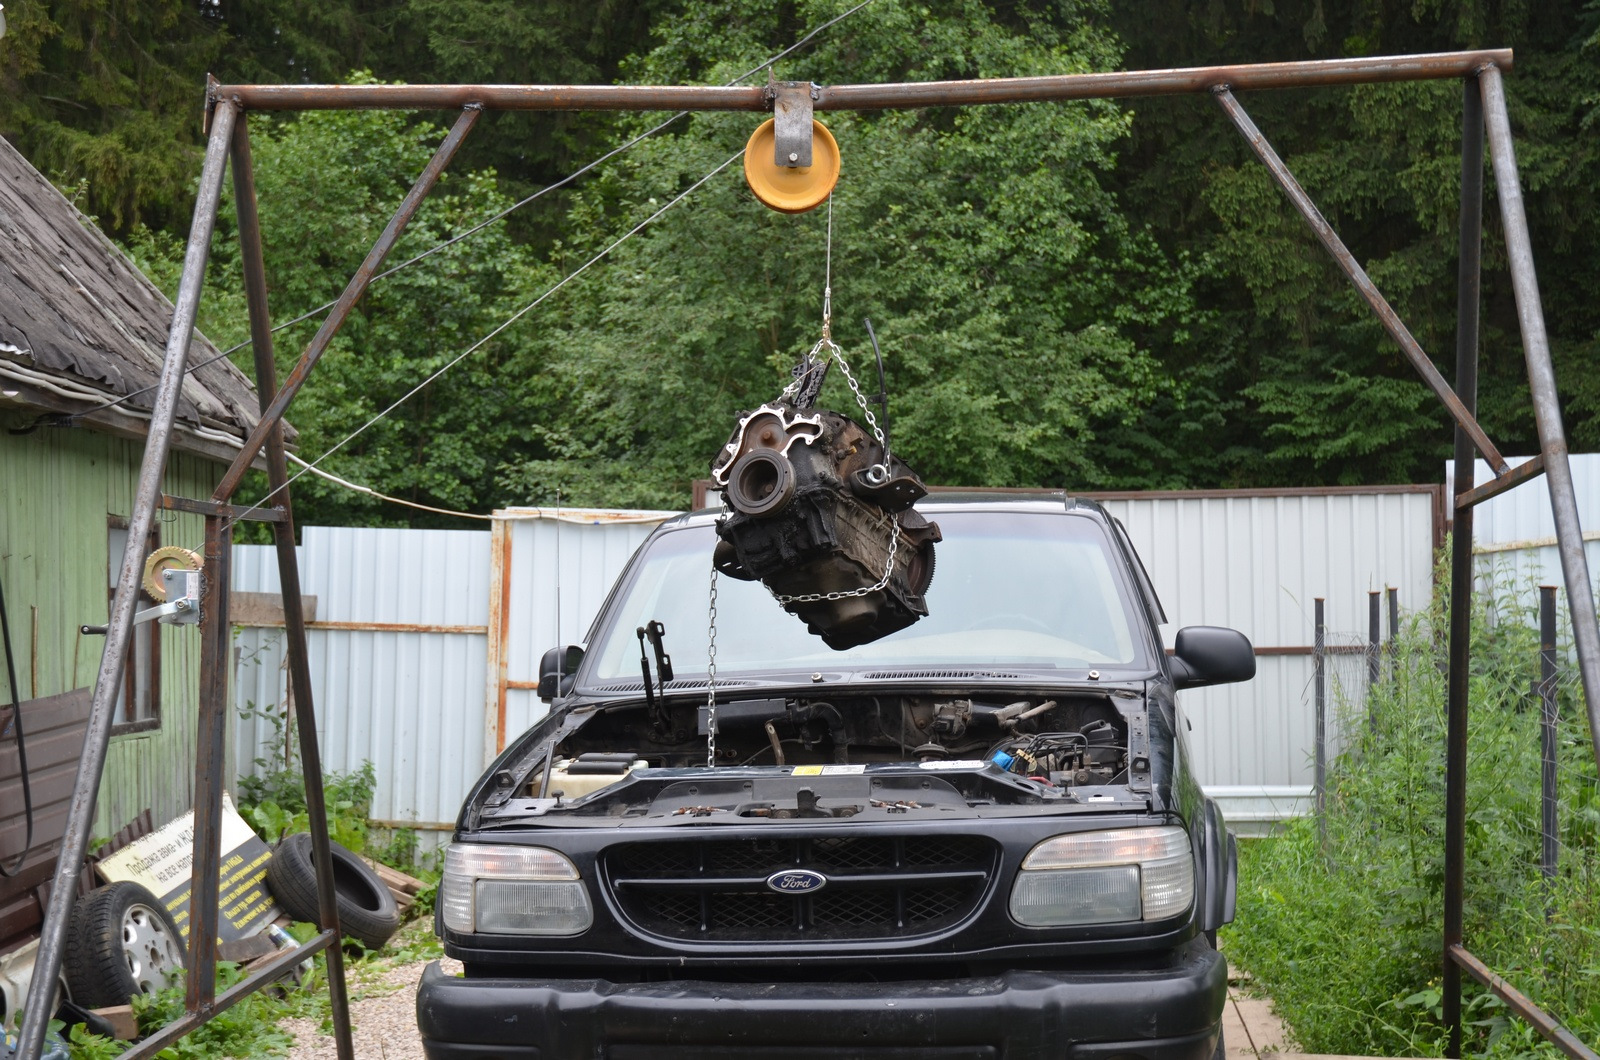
0 134 291 463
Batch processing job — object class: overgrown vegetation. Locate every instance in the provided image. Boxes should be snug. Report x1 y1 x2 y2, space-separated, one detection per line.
233 699 430 875
1223 576 1600 1058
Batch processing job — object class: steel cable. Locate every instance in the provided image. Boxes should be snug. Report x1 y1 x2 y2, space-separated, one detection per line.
224 147 747 530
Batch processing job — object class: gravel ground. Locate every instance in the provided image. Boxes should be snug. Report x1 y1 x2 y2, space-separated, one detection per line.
280 955 460 1059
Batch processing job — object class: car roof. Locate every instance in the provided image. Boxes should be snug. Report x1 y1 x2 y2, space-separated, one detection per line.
673 489 1112 529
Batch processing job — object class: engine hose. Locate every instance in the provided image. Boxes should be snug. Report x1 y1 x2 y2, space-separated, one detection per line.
0 570 34 877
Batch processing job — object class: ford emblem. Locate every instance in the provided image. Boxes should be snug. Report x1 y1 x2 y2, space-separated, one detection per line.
766 869 827 895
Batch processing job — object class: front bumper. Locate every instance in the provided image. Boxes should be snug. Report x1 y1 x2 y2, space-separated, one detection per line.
415 938 1226 1060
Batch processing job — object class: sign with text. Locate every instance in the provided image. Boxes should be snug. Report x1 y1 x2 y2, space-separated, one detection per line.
97 794 278 942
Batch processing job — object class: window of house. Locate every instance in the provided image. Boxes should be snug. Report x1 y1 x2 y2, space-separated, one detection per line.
108 518 160 733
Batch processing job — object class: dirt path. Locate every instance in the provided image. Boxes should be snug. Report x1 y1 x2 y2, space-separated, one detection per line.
281 956 458 1059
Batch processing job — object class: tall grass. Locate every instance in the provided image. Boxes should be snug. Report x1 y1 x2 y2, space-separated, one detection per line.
1222 572 1600 1058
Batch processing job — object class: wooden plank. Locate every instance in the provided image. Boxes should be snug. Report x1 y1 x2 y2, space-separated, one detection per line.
231 591 318 627
0 689 91 907
90 1005 138 1041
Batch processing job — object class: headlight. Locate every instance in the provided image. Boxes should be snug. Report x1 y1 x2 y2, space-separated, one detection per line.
1009 826 1193 927
441 844 593 936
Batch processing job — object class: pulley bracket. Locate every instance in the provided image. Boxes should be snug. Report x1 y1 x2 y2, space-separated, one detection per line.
768 81 820 167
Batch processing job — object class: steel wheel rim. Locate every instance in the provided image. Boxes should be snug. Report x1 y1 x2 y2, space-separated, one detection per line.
122 902 183 993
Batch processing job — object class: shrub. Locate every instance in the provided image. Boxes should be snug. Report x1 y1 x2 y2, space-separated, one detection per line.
1223 573 1600 1058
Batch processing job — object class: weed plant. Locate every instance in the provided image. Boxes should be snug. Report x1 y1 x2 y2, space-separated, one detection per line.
1223 573 1600 1058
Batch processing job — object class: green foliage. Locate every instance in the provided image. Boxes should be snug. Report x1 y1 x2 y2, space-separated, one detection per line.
234 701 377 855
8 0 1600 514
1223 575 1600 1058
130 963 295 1058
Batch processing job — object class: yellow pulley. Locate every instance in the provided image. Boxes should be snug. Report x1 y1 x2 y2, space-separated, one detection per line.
743 118 840 215
142 546 202 602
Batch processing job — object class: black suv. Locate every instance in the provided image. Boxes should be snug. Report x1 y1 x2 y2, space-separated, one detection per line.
418 492 1254 1059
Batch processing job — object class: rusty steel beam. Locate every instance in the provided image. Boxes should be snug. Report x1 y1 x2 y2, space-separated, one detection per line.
120 930 339 1058
213 104 482 502
1450 946 1600 1060
159 493 287 522
1443 74 1484 1060
1455 453 1545 510
185 514 232 1011
212 50 1511 112
13 99 239 1060
1481 65 1600 780
1213 86 1509 475
231 113 356 1060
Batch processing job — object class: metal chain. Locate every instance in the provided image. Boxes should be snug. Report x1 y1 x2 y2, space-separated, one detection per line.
705 558 720 768
772 518 900 604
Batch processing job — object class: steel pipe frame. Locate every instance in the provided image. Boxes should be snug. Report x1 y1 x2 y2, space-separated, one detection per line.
213 104 483 501
1480 64 1600 774
1211 87 1507 473
22 48 1600 1060
212 49 1511 112
1443 74 1485 1059
13 99 240 1060
230 112 356 1060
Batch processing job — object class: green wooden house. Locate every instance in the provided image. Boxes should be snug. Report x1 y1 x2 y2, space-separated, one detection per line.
0 131 275 940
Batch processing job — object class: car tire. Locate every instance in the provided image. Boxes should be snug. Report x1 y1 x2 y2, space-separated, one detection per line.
266 832 401 950
64 881 187 1007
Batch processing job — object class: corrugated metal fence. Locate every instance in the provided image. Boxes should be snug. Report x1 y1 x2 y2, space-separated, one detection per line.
232 512 669 851
1450 454 1600 615
233 488 1444 845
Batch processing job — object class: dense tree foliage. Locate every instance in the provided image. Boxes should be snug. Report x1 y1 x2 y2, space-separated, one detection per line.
3 0 1597 522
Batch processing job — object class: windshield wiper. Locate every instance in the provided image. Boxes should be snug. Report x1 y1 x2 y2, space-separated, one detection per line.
636 620 674 735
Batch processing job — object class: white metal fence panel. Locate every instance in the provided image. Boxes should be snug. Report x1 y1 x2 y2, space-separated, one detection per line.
1095 489 1439 797
233 527 491 851
496 511 673 764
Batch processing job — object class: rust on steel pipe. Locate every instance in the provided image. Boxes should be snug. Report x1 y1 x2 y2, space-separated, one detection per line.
1213 86 1508 474
214 103 482 501
1449 945 1600 1060
1481 64 1600 782
213 49 1511 112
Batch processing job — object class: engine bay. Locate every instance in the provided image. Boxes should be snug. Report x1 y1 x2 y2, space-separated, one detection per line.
497 690 1138 810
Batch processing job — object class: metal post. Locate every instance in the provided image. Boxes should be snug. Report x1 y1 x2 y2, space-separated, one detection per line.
1212 87 1507 474
185 515 231 1010
1444 73 1485 1060
1314 597 1327 845
1539 585 1559 889
214 104 482 501
13 99 238 1060
1387 586 1399 689
1367 590 1381 723
1480 65 1600 780
230 114 356 1059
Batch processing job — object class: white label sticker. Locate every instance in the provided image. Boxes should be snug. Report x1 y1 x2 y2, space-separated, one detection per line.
917 759 988 770
818 764 866 775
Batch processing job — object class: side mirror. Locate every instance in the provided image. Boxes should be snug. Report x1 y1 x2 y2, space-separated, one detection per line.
537 645 584 701
1169 626 1255 690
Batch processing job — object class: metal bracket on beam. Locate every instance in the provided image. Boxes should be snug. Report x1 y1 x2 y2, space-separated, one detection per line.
768 81 819 167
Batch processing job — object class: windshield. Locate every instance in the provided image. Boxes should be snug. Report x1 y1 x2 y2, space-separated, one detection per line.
584 510 1152 682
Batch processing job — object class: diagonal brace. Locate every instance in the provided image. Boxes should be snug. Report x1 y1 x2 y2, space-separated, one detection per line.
1212 86 1509 476
213 103 482 501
